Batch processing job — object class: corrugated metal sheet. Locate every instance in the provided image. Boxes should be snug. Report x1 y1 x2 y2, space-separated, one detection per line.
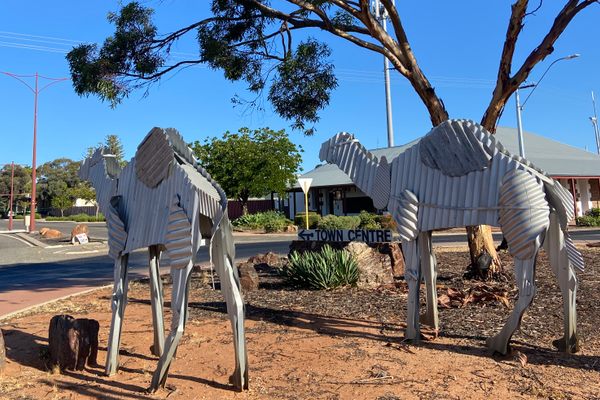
165 198 193 269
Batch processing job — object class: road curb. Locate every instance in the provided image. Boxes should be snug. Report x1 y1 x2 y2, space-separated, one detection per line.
15 232 48 248
0 283 113 322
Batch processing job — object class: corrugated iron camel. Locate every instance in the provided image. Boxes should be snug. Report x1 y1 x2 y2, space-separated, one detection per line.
320 119 583 354
79 127 248 391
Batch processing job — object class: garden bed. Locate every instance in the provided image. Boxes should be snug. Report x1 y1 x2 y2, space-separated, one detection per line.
1 248 599 399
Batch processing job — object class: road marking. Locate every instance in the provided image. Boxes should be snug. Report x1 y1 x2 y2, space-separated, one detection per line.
0 233 34 247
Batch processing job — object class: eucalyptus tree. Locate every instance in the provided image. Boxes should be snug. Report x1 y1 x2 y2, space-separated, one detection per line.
67 0 598 275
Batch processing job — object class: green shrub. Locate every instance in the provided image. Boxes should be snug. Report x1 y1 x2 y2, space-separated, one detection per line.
358 211 381 230
11 213 41 220
233 211 290 232
45 213 106 222
576 215 600 226
317 214 361 230
284 245 359 289
294 211 321 229
587 208 600 218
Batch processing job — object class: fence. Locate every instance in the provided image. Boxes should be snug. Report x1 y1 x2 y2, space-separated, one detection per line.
228 199 274 220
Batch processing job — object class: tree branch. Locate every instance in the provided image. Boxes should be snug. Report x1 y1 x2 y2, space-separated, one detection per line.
481 0 598 130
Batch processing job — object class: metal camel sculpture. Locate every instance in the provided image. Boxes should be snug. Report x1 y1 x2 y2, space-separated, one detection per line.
320 119 584 354
79 127 248 391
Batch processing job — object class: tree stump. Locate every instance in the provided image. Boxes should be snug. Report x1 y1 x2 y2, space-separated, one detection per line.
0 328 6 370
48 315 99 371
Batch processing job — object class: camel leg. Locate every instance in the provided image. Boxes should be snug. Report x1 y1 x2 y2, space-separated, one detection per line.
105 253 130 375
148 245 165 357
212 224 248 391
418 231 439 331
149 262 192 391
543 213 579 353
486 245 540 355
403 236 421 341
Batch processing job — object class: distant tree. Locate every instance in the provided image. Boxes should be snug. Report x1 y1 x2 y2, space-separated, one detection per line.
36 158 82 210
51 194 73 217
104 134 126 166
70 183 98 216
191 128 302 215
66 1 599 275
0 165 32 213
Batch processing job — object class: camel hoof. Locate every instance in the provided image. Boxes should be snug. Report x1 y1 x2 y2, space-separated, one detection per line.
552 335 580 353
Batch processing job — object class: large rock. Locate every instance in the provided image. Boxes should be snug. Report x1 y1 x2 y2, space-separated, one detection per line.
48 315 99 371
70 224 89 242
345 242 395 289
247 251 285 269
41 229 63 239
237 262 260 292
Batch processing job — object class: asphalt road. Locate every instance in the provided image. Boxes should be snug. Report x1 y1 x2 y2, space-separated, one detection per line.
1 218 600 317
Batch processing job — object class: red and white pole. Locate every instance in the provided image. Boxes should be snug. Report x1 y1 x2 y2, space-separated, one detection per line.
30 72 38 233
8 161 14 231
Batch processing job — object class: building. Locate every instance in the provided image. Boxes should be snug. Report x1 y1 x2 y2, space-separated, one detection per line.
287 127 600 222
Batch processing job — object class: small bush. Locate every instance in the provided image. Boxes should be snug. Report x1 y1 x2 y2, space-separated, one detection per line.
317 214 360 230
284 245 358 289
587 208 600 218
576 215 600 227
358 211 381 230
377 214 397 230
233 211 291 232
294 211 321 229
45 213 105 222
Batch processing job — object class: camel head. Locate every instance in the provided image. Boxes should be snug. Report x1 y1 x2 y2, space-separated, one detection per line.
319 132 390 210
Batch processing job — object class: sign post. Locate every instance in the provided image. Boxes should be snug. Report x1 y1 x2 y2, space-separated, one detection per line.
297 178 313 229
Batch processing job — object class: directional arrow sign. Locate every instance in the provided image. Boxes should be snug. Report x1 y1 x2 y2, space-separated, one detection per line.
298 229 314 241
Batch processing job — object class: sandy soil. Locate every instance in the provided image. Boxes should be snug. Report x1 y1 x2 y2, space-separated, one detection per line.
1 248 599 400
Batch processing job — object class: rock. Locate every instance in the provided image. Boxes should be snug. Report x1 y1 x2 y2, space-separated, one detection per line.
247 251 286 269
284 224 298 233
48 315 99 371
0 329 5 370
41 229 63 239
237 262 259 292
70 224 89 242
376 242 405 278
345 242 395 289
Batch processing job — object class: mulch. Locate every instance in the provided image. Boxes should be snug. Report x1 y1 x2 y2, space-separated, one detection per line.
185 247 600 373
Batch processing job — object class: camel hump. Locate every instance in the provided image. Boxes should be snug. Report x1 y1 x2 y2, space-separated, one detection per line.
419 119 495 177
135 127 174 188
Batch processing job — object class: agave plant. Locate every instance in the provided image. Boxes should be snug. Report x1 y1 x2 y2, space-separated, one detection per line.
285 245 358 290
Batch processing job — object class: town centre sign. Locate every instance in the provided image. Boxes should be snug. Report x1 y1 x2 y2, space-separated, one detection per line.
298 229 393 244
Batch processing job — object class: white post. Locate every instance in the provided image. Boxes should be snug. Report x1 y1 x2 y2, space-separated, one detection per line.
298 178 313 229
515 88 526 158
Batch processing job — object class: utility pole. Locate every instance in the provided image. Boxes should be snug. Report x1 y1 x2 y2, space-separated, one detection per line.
1 71 68 232
9 162 14 231
514 54 579 158
590 91 600 154
372 0 395 147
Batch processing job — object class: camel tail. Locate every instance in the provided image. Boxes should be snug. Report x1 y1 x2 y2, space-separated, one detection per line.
544 180 584 272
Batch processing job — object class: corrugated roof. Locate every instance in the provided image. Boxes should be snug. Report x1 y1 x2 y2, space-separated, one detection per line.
292 127 600 189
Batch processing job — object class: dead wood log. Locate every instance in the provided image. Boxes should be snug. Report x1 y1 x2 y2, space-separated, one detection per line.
0 328 5 370
48 314 99 371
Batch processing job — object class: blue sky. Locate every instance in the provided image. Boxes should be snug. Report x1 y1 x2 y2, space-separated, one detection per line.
0 1 599 173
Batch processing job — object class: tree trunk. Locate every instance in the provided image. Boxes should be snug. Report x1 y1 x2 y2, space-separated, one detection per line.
466 225 502 279
0 328 5 370
48 314 99 371
60 209 64 217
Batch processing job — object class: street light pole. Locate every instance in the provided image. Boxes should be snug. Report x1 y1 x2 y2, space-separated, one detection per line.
9 162 14 231
1 71 68 232
590 91 600 154
372 0 395 147
514 54 579 157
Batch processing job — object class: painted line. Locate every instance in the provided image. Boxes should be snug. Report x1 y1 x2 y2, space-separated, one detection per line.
0 233 34 247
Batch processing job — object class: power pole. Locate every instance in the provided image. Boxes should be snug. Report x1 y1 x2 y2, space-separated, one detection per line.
372 0 395 147
591 91 600 154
